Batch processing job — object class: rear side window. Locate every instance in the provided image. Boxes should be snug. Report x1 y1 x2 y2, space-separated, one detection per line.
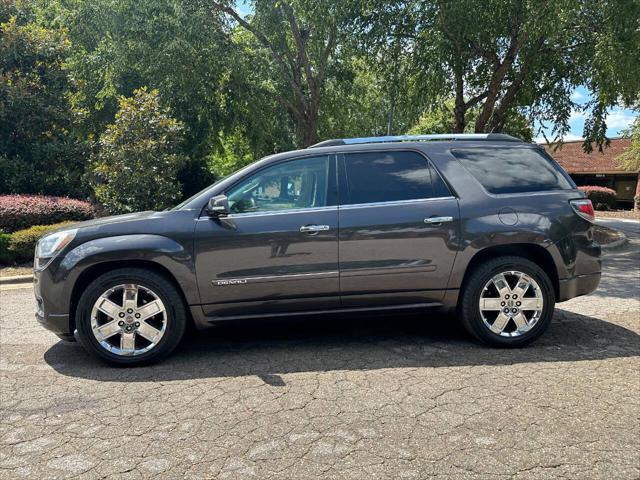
451 147 573 194
342 151 450 204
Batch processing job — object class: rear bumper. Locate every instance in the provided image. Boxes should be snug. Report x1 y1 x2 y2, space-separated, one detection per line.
558 271 601 302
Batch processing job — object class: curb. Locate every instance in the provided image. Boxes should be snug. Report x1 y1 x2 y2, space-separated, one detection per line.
595 224 629 252
600 235 629 252
596 217 640 224
0 274 33 286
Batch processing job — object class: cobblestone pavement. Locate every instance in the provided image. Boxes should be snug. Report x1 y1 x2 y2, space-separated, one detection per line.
1 223 638 479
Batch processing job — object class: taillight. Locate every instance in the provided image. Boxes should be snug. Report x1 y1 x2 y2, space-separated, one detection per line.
570 199 595 222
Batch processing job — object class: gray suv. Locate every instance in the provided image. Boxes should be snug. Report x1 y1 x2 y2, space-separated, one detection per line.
33 134 602 366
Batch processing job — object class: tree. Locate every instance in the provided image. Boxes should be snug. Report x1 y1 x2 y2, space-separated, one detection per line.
617 118 640 172
355 0 640 150
91 88 186 214
0 10 86 197
208 127 255 177
408 100 533 141
616 117 640 210
215 27 298 161
43 0 231 196
212 0 346 147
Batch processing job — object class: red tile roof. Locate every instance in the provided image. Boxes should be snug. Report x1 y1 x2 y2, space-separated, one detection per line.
543 138 634 174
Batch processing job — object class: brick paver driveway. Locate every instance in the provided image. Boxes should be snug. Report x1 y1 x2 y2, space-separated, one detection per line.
1 220 638 479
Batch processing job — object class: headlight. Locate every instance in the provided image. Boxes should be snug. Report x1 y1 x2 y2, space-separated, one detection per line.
34 229 77 271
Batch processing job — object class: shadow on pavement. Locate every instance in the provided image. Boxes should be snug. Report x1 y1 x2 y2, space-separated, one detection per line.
44 308 640 383
590 245 640 299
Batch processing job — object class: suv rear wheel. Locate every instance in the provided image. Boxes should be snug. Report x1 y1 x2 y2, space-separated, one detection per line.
76 268 187 366
459 256 555 347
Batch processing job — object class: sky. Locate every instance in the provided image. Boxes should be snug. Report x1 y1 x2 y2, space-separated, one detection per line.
233 2 637 143
534 85 637 143
237 0 251 16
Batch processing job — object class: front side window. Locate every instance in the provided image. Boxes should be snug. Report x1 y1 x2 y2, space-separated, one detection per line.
343 151 449 204
451 147 574 194
227 156 329 214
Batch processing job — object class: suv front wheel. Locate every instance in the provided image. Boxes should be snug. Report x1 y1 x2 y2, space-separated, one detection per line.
459 256 555 347
75 268 187 366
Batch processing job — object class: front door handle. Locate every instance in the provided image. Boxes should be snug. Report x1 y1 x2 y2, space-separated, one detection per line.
300 224 330 234
424 216 453 226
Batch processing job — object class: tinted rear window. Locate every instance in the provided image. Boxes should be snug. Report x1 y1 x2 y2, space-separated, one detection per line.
343 151 450 204
452 147 573 194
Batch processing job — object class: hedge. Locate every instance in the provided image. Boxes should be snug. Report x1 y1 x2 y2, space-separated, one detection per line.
2 222 75 264
578 186 617 210
0 233 11 264
0 195 94 233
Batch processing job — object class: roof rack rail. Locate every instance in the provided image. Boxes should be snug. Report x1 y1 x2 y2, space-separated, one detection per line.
309 133 522 148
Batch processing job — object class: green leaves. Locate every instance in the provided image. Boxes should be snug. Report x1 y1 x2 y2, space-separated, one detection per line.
2 0 638 210
0 10 86 197
90 88 186 214
354 0 639 147
617 118 640 172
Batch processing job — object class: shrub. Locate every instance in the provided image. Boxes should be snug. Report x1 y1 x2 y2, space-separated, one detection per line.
0 195 94 233
578 185 617 210
6 222 75 264
91 88 186 214
0 232 11 264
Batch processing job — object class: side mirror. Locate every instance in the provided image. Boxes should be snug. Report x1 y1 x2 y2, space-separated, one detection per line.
206 194 229 217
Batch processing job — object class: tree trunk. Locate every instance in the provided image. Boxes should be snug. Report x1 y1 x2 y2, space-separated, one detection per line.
297 112 319 147
635 173 640 211
453 102 466 133
452 68 465 132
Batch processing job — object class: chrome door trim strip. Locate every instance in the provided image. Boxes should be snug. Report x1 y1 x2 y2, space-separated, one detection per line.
213 271 339 286
338 196 456 211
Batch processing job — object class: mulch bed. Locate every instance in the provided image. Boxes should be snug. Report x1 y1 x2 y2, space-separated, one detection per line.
0 263 32 278
593 225 627 246
596 210 639 220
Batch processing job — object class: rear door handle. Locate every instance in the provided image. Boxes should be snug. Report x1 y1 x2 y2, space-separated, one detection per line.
424 216 453 225
300 224 330 234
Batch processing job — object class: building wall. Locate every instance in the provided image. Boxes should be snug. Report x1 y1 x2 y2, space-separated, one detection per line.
543 138 637 209
571 173 638 205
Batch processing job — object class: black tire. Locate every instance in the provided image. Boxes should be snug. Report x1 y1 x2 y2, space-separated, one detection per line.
76 268 187 366
459 256 555 347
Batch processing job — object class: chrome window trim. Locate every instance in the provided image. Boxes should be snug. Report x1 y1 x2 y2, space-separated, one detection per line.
197 197 456 219
338 196 456 211
226 205 338 219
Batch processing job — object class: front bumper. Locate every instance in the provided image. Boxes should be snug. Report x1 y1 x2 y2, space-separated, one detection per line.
34 270 74 340
558 271 601 302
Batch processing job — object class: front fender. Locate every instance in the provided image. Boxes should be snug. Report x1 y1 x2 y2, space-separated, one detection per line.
63 234 198 303
40 235 198 319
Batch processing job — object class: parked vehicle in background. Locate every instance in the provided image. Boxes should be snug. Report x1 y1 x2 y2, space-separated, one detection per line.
33 134 602 366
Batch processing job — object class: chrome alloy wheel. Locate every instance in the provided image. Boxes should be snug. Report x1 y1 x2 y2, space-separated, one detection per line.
479 271 544 337
90 284 167 356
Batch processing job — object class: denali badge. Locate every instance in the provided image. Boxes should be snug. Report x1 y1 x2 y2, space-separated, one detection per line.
214 279 248 286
